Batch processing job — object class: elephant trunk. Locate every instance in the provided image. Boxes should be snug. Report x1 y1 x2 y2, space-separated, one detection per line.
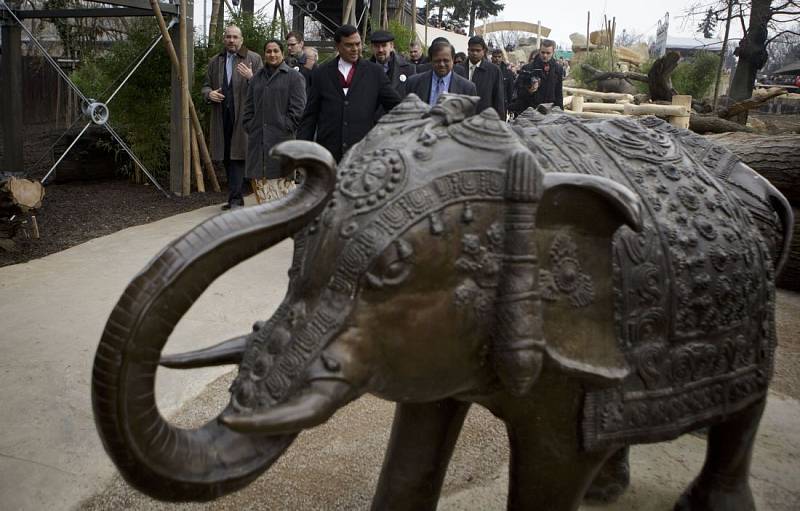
91 141 336 501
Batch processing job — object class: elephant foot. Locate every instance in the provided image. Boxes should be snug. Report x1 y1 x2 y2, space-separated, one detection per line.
583 446 630 504
674 476 755 511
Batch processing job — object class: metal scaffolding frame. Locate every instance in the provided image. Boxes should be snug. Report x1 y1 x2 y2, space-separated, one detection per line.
0 0 191 195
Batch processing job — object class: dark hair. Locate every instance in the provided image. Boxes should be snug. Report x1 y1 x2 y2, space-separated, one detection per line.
467 35 487 51
263 38 284 53
541 39 556 49
286 31 304 43
334 24 359 43
455 51 467 62
428 40 455 60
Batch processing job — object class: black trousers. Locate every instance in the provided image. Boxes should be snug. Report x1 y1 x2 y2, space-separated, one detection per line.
223 107 245 206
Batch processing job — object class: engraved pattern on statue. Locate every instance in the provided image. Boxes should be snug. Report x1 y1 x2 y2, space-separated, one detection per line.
540 233 594 307
454 223 504 322
328 170 506 296
581 118 775 450
336 148 408 216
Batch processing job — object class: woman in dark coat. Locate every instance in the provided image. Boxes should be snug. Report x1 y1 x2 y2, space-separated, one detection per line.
242 39 307 201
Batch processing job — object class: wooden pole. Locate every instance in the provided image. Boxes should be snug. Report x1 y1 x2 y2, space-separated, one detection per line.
180 0 191 196
713 0 734 111
190 126 205 192
669 95 692 129
424 0 429 46
537 19 541 47
586 11 590 55
150 0 221 192
572 95 584 113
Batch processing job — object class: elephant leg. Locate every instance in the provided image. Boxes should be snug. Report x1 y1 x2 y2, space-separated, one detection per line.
503 370 614 511
584 446 630 504
371 399 471 511
674 396 766 511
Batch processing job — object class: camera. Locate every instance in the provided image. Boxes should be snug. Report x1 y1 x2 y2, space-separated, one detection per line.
518 68 543 89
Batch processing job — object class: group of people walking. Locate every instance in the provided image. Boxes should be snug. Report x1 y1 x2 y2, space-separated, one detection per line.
201 24 565 210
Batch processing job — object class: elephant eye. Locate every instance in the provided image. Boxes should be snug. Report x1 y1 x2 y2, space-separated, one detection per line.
365 239 414 289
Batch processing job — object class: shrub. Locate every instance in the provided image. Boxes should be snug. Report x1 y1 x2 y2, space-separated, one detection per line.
570 50 612 88
671 51 720 100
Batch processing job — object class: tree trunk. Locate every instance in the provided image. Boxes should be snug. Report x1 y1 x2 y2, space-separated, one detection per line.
647 51 680 101
469 4 476 36
727 0 772 125
706 133 800 205
689 114 754 134
1 177 45 216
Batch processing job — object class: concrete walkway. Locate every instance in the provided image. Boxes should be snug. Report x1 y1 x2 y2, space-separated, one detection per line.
1 205 799 510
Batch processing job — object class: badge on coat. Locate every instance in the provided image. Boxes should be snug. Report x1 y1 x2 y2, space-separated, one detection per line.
293 66 300 71
399 74 407 82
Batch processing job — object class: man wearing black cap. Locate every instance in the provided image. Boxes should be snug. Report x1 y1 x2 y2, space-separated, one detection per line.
298 25 401 162
370 30 416 97
466 35 505 117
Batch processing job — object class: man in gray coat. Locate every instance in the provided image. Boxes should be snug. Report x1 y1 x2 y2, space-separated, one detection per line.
242 39 306 202
201 25 263 209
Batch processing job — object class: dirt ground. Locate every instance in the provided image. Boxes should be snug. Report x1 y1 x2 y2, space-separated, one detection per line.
0 179 226 267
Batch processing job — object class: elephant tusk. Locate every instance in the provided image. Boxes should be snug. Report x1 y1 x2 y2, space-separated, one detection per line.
221 380 355 434
159 335 248 369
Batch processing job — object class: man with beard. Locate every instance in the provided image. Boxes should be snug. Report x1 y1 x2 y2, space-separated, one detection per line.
370 30 416 97
298 25 401 162
242 39 306 202
509 39 564 115
491 48 515 115
465 35 505 117
202 25 263 210
405 40 476 106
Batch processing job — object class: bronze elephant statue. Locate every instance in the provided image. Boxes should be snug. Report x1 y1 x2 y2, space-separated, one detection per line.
92 95 794 510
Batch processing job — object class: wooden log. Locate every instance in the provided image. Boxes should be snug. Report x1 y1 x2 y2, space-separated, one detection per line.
582 65 649 83
582 102 624 113
562 110 622 119
564 86 635 102
706 132 800 206
571 95 583 112
717 87 788 119
0 177 45 214
179 0 191 196
689 114 754 134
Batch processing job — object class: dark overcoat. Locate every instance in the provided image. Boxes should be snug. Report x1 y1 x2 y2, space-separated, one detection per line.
298 57 401 162
509 57 564 115
371 52 416 96
201 47 263 161
242 62 307 179
405 70 477 105
467 58 506 118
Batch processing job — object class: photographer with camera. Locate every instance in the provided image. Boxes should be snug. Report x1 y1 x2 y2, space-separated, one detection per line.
509 39 563 116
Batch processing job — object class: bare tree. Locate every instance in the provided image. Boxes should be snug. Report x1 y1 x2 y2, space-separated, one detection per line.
686 0 800 123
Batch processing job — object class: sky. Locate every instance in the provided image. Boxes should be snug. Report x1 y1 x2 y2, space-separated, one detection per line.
498 0 724 47
193 0 734 46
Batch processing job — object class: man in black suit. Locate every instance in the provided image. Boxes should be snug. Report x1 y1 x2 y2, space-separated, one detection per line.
509 39 564 115
298 25 401 162
408 40 428 66
465 35 505 118
405 40 477 106
415 37 468 78
492 48 515 114
369 30 416 97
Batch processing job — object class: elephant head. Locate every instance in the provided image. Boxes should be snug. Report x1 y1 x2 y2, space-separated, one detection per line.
92 95 643 501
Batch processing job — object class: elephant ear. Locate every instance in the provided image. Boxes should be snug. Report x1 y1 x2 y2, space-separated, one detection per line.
536 173 643 386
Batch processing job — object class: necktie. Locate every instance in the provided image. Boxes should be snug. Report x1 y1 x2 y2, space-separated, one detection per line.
469 64 475 81
430 78 445 106
226 53 234 84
